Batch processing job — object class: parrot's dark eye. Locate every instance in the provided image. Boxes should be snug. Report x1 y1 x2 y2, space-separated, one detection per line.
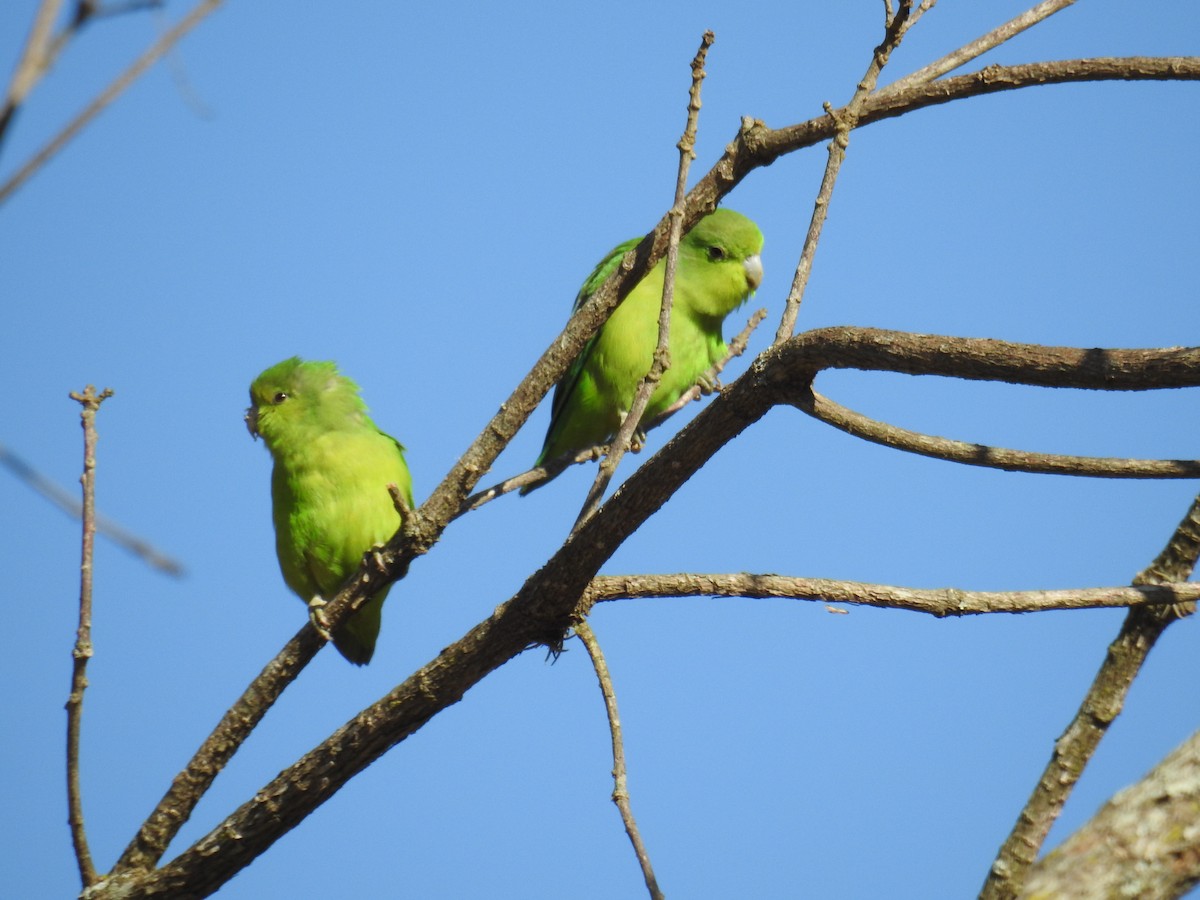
706 245 727 262
273 391 289 404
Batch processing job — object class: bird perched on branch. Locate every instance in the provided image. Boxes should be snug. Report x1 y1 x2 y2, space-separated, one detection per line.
246 357 413 665
525 208 763 492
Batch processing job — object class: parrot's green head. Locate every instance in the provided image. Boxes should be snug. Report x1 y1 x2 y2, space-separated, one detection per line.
680 208 765 316
246 357 368 451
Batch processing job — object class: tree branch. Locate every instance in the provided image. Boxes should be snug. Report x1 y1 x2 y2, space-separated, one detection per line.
66 385 113 888
576 620 663 900
877 0 1077 98
113 625 325 872
0 0 67 149
0 0 224 206
773 0 922 341
1022 727 1200 899
764 328 1200 395
0 442 185 575
580 573 1200 617
796 389 1200 479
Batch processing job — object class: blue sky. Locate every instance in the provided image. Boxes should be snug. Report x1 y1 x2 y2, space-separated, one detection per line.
3 2 1198 898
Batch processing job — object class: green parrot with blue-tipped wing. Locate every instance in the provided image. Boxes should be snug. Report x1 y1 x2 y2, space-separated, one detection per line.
246 357 413 665
527 208 763 488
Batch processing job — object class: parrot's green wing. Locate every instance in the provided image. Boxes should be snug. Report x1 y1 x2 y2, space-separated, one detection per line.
537 236 642 469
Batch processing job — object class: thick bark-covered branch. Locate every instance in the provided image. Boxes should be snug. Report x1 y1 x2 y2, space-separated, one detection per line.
1021 728 1200 899
113 627 324 872
764 327 1200 394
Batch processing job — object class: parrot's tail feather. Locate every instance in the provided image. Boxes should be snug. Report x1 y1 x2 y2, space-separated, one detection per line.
330 592 386 666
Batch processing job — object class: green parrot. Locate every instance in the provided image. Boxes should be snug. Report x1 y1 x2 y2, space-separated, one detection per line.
526 207 763 487
246 357 413 665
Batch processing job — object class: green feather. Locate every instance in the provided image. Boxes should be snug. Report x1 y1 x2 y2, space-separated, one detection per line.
528 208 764 484
247 357 413 665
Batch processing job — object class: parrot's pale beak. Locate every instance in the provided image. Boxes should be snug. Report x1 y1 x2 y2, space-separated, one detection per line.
743 254 763 291
245 406 260 439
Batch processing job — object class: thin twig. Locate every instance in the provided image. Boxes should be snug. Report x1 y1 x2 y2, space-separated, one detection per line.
980 491 1200 900
459 445 604 515
656 307 768 418
0 442 185 575
574 30 714 530
796 390 1200 479
580 573 1200 618
774 1 922 343
42 2 167 78
66 385 112 888
1 0 167 152
575 620 664 900
877 0 1077 98
0 0 224 206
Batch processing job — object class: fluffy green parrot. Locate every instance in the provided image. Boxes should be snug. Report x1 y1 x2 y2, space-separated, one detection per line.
527 207 763 485
246 357 413 665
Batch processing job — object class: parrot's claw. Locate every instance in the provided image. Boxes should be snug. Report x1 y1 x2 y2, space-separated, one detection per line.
308 596 334 641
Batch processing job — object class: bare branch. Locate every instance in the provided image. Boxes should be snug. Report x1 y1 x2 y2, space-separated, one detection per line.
0 0 224 206
576 621 663 900
0 442 185 575
765 327 1200 395
66 385 113 888
0 0 66 148
796 390 1200 479
774 0 921 341
580 573 1200 617
113 625 325 872
878 0 1077 98
653 306 768 418
981 492 1200 899
686 57 1200 240
1022 727 1200 899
